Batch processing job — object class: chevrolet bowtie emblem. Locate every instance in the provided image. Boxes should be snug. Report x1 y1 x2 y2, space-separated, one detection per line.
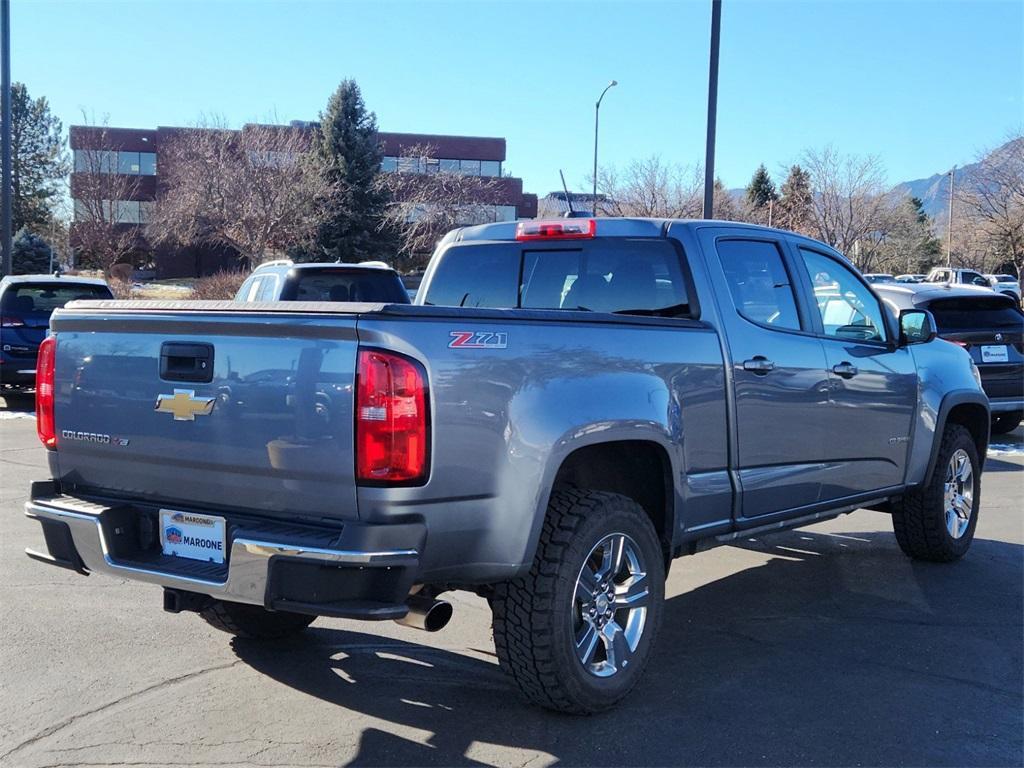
155 389 216 421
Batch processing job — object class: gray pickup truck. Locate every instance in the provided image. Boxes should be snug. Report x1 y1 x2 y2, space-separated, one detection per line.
25 218 989 713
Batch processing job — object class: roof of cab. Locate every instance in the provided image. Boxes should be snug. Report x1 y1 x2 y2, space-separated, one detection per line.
251 260 397 273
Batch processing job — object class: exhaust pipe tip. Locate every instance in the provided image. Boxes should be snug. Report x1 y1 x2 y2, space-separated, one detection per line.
395 595 453 632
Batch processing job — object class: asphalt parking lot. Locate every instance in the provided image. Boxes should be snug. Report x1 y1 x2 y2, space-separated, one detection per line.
1 394 1021 768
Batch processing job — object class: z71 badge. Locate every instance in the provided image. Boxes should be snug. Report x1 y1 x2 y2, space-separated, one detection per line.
449 331 508 349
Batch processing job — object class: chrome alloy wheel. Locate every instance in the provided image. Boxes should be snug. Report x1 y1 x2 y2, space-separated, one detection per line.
943 448 974 540
572 532 650 678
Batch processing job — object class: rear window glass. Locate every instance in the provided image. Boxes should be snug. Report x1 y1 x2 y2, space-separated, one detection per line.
928 298 1024 332
283 269 409 303
423 239 691 317
1 283 113 314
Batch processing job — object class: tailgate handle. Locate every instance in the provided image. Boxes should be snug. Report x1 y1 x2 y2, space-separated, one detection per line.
160 342 214 383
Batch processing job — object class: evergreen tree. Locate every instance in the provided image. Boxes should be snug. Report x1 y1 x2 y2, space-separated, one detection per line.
885 196 942 274
1 83 68 234
11 229 53 274
312 80 395 261
745 164 778 209
776 164 813 234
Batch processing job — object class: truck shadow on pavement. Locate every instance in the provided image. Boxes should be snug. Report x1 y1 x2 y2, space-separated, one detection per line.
232 529 1023 767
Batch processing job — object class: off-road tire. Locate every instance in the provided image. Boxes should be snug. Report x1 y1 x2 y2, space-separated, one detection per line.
490 488 665 714
199 600 315 639
892 424 981 562
990 411 1022 436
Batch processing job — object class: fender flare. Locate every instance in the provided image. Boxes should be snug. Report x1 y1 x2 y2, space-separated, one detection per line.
922 390 990 487
522 430 678 572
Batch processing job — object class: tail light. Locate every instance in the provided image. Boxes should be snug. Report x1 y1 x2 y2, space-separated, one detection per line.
356 349 429 484
515 219 596 241
1 315 25 327
36 336 57 449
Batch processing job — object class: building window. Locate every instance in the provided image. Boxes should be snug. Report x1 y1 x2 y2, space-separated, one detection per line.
381 156 397 172
115 200 142 224
494 205 517 221
73 149 157 175
480 160 500 177
439 158 460 173
139 201 155 223
118 151 141 174
424 157 440 174
460 159 481 176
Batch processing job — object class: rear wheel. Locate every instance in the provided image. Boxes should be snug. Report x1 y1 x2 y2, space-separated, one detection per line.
490 489 665 714
199 600 315 640
892 424 981 562
991 411 1023 435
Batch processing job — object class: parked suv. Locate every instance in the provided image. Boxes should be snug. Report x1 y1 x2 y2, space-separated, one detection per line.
235 260 410 304
1 274 113 392
878 282 1023 434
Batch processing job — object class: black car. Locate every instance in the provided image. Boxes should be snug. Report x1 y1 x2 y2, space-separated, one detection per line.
877 282 1024 434
0 275 114 392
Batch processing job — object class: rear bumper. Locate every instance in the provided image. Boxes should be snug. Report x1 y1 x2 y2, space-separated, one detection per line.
0 365 36 388
24 484 425 620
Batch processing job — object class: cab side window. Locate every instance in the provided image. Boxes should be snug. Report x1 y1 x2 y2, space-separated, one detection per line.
799 248 888 343
716 239 801 330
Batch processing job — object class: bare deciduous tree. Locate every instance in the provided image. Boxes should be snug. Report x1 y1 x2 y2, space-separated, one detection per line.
955 134 1024 276
148 122 333 265
379 144 507 271
801 146 892 266
71 123 143 275
595 157 703 219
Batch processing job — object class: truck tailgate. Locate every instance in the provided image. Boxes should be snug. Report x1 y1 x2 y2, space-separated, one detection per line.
49 302 363 522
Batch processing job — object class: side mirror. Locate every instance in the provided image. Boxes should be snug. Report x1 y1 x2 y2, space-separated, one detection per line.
899 309 937 346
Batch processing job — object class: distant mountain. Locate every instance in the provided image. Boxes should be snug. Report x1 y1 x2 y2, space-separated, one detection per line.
892 138 1022 224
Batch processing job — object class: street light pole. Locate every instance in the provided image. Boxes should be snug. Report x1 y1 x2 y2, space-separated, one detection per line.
946 166 955 269
703 0 722 219
593 80 617 210
1 0 11 277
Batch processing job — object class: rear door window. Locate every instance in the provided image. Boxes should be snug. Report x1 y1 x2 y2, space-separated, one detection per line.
715 239 801 330
423 239 692 317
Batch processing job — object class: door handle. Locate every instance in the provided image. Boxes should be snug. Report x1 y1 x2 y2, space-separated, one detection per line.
742 356 775 374
832 361 859 379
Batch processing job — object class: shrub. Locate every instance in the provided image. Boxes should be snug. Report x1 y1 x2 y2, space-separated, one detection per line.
191 270 249 300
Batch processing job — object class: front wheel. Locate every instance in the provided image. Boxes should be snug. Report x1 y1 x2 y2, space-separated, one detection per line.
490 489 665 714
892 424 981 562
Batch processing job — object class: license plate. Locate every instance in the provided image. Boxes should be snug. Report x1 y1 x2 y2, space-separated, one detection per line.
160 509 226 564
981 345 1009 363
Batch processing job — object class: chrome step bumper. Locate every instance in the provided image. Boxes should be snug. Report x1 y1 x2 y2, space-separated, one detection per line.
25 491 422 617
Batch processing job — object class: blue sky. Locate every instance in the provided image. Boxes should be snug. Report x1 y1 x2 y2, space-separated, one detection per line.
13 0 1023 195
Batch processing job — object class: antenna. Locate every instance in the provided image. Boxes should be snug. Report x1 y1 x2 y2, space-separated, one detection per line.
559 169 575 217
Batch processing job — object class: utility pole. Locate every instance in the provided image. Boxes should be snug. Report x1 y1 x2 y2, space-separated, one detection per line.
1 0 11 277
946 166 955 268
703 0 722 219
